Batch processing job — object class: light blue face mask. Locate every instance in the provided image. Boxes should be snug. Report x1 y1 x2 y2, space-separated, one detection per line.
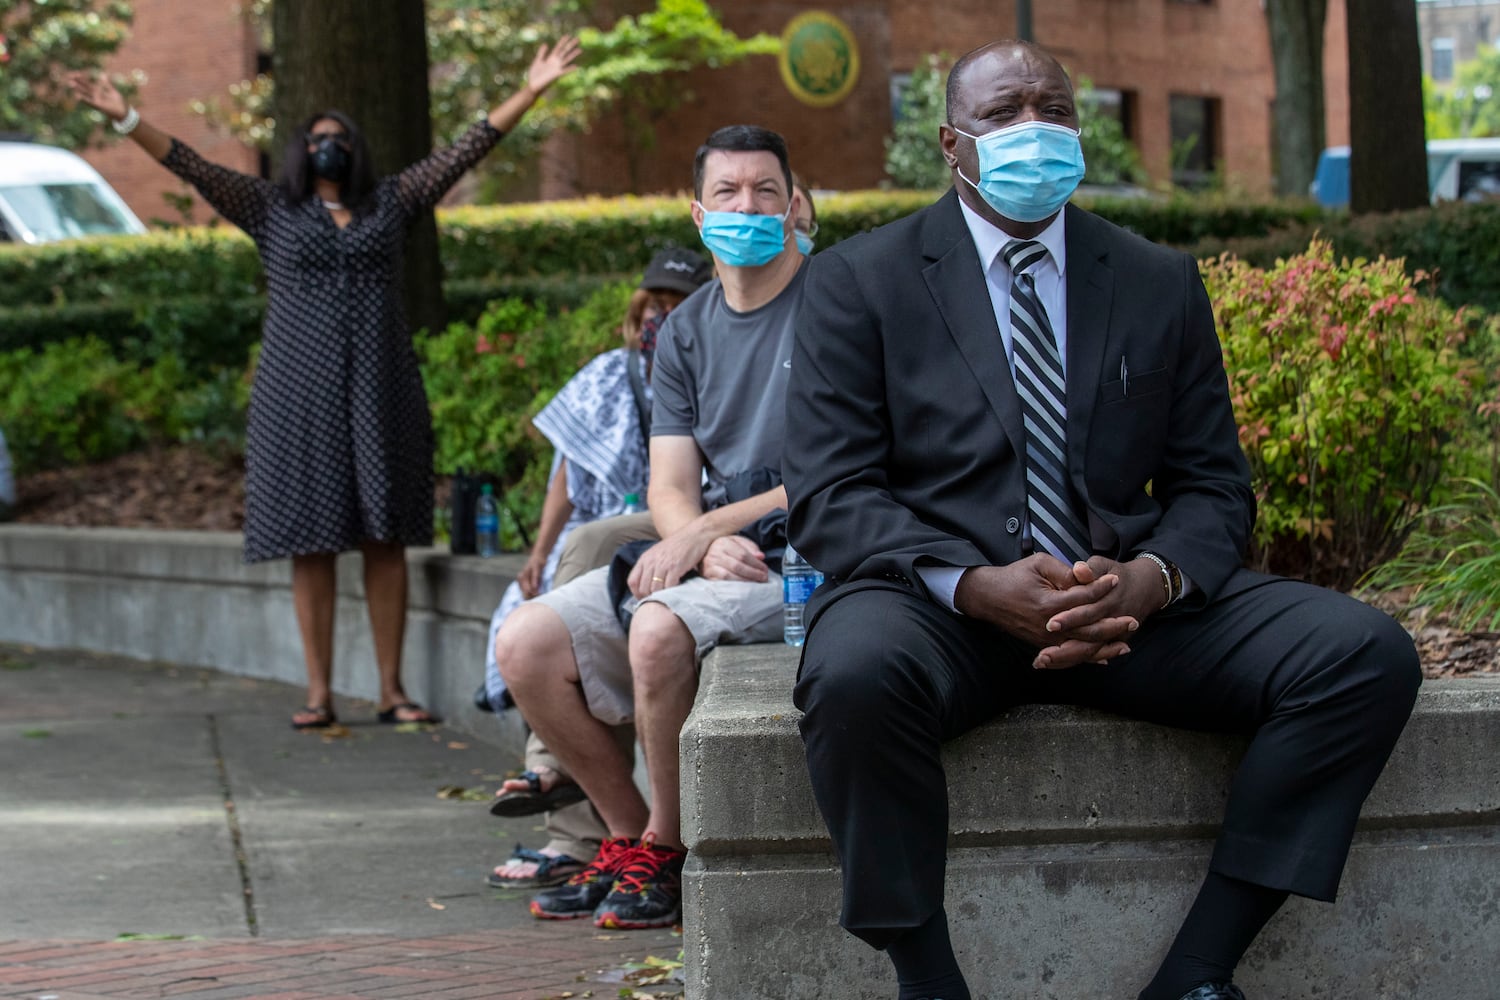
694 202 790 267
951 120 1086 223
794 229 815 256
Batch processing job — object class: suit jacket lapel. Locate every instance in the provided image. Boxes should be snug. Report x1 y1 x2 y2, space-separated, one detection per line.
1063 205 1113 479
921 191 1026 462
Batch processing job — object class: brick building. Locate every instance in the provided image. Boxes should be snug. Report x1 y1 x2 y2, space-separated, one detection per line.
1417 0 1500 80
83 0 1353 222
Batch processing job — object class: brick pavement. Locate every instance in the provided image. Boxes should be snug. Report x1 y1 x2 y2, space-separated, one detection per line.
0 928 685 1000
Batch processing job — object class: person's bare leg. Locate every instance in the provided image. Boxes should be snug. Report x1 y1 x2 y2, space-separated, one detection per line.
625 601 699 850
291 552 337 723
496 603 648 838
362 540 423 717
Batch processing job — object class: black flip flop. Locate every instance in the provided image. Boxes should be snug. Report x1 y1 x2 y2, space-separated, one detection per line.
489 770 588 816
484 845 585 889
291 706 337 730
376 701 438 724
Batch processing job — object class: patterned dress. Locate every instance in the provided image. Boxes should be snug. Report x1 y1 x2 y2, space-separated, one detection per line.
162 121 504 562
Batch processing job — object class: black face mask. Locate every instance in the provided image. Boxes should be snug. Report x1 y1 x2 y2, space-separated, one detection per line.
310 136 351 182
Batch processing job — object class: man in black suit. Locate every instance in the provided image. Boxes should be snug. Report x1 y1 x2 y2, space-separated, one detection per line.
783 41 1421 1000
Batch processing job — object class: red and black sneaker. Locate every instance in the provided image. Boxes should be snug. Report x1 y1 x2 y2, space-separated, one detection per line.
592 833 687 930
529 835 635 920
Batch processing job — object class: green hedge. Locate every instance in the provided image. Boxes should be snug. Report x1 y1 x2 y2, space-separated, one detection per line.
0 189 1358 372
1188 200 1500 314
0 189 1322 309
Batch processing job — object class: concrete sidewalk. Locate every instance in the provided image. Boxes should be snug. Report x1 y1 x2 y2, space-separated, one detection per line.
0 645 682 999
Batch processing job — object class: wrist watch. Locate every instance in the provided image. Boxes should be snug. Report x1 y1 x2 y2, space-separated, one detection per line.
1136 551 1183 607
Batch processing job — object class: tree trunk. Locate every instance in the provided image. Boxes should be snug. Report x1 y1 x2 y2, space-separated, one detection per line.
271 0 446 334
1265 0 1327 197
1346 0 1429 213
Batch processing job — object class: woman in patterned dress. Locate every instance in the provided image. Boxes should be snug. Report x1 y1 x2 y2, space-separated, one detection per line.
68 37 581 729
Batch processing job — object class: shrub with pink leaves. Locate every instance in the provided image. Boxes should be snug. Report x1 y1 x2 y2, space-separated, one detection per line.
1200 239 1489 590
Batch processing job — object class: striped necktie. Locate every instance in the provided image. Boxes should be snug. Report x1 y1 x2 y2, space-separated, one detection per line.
1003 238 1092 563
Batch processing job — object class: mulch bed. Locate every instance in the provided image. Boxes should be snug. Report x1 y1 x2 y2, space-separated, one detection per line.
9 447 1498 680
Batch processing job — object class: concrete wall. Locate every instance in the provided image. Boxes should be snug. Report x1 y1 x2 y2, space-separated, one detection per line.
0 524 526 751
681 645 1500 999
8 523 1497 997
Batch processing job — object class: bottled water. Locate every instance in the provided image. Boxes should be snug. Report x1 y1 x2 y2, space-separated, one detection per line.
622 492 646 514
782 542 823 646
475 483 500 558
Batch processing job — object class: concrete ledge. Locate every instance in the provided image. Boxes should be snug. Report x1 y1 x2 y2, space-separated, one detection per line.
0 524 525 747
681 645 1500 999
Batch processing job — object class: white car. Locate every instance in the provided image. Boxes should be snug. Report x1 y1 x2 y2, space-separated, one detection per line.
0 140 147 244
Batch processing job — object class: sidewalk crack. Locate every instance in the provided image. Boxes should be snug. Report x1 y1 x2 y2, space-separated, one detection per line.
207 713 259 937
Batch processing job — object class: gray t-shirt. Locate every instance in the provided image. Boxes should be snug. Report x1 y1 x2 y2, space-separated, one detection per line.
650 261 807 509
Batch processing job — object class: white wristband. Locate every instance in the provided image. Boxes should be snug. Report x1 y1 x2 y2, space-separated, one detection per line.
112 106 141 135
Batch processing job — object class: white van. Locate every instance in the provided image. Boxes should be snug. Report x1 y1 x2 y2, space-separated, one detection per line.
1312 137 1500 208
0 140 147 244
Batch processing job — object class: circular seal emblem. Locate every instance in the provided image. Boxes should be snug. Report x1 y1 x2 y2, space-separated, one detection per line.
779 12 860 108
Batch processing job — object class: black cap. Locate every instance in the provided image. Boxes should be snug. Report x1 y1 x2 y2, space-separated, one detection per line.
641 247 713 295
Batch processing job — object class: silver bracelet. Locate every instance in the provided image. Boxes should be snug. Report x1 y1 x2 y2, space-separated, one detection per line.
112 106 141 135
1135 551 1175 608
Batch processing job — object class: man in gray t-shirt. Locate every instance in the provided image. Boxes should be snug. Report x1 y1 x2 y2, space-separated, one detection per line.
650 265 804 509
493 125 807 933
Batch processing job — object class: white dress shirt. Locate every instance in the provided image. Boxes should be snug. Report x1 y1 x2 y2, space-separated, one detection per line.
915 201 1069 611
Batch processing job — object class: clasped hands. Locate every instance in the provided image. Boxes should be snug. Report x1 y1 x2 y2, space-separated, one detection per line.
954 554 1166 670
626 523 767 599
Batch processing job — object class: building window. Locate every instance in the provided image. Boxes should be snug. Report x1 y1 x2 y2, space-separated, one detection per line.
890 71 913 124
1169 93 1220 189
1084 85 1136 141
1432 38 1456 82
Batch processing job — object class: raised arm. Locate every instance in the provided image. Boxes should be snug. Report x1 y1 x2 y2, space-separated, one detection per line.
394 36 581 214
68 73 275 238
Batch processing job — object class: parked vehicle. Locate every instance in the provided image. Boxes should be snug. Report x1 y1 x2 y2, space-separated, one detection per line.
0 140 147 244
1312 137 1500 208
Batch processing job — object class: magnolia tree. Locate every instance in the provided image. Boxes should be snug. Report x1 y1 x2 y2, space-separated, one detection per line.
0 0 138 148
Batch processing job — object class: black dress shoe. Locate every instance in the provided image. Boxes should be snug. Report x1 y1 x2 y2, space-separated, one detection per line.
1177 984 1246 1000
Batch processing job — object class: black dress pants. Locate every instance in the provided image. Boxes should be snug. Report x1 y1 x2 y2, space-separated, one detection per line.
792 568 1421 949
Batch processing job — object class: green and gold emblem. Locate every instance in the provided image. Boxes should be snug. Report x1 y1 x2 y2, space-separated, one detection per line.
779 12 860 108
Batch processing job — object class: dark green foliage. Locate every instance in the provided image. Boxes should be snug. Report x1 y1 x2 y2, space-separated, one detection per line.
418 282 634 542
0 338 186 471
1188 200 1500 314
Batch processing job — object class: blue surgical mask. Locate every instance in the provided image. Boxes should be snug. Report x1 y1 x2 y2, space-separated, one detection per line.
951 120 1085 223
794 230 815 256
694 202 790 267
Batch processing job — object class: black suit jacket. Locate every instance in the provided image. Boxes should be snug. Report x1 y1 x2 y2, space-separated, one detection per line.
784 190 1254 618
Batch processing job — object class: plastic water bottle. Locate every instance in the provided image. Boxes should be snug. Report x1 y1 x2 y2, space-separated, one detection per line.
475 483 500 557
782 542 823 646
622 492 647 514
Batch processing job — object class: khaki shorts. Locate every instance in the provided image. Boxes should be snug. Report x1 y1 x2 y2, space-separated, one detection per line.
533 565 783 726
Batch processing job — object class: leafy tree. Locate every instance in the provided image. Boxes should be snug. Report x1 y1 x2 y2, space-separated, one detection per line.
550 0 779 191
883 55 1144 191
883 54 949 190
1424 45 1500 138
194 0 777 195
0 0 137 148
1075 76 1145 187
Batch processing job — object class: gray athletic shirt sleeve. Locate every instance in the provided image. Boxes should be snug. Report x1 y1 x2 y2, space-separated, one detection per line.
650 261 808 510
